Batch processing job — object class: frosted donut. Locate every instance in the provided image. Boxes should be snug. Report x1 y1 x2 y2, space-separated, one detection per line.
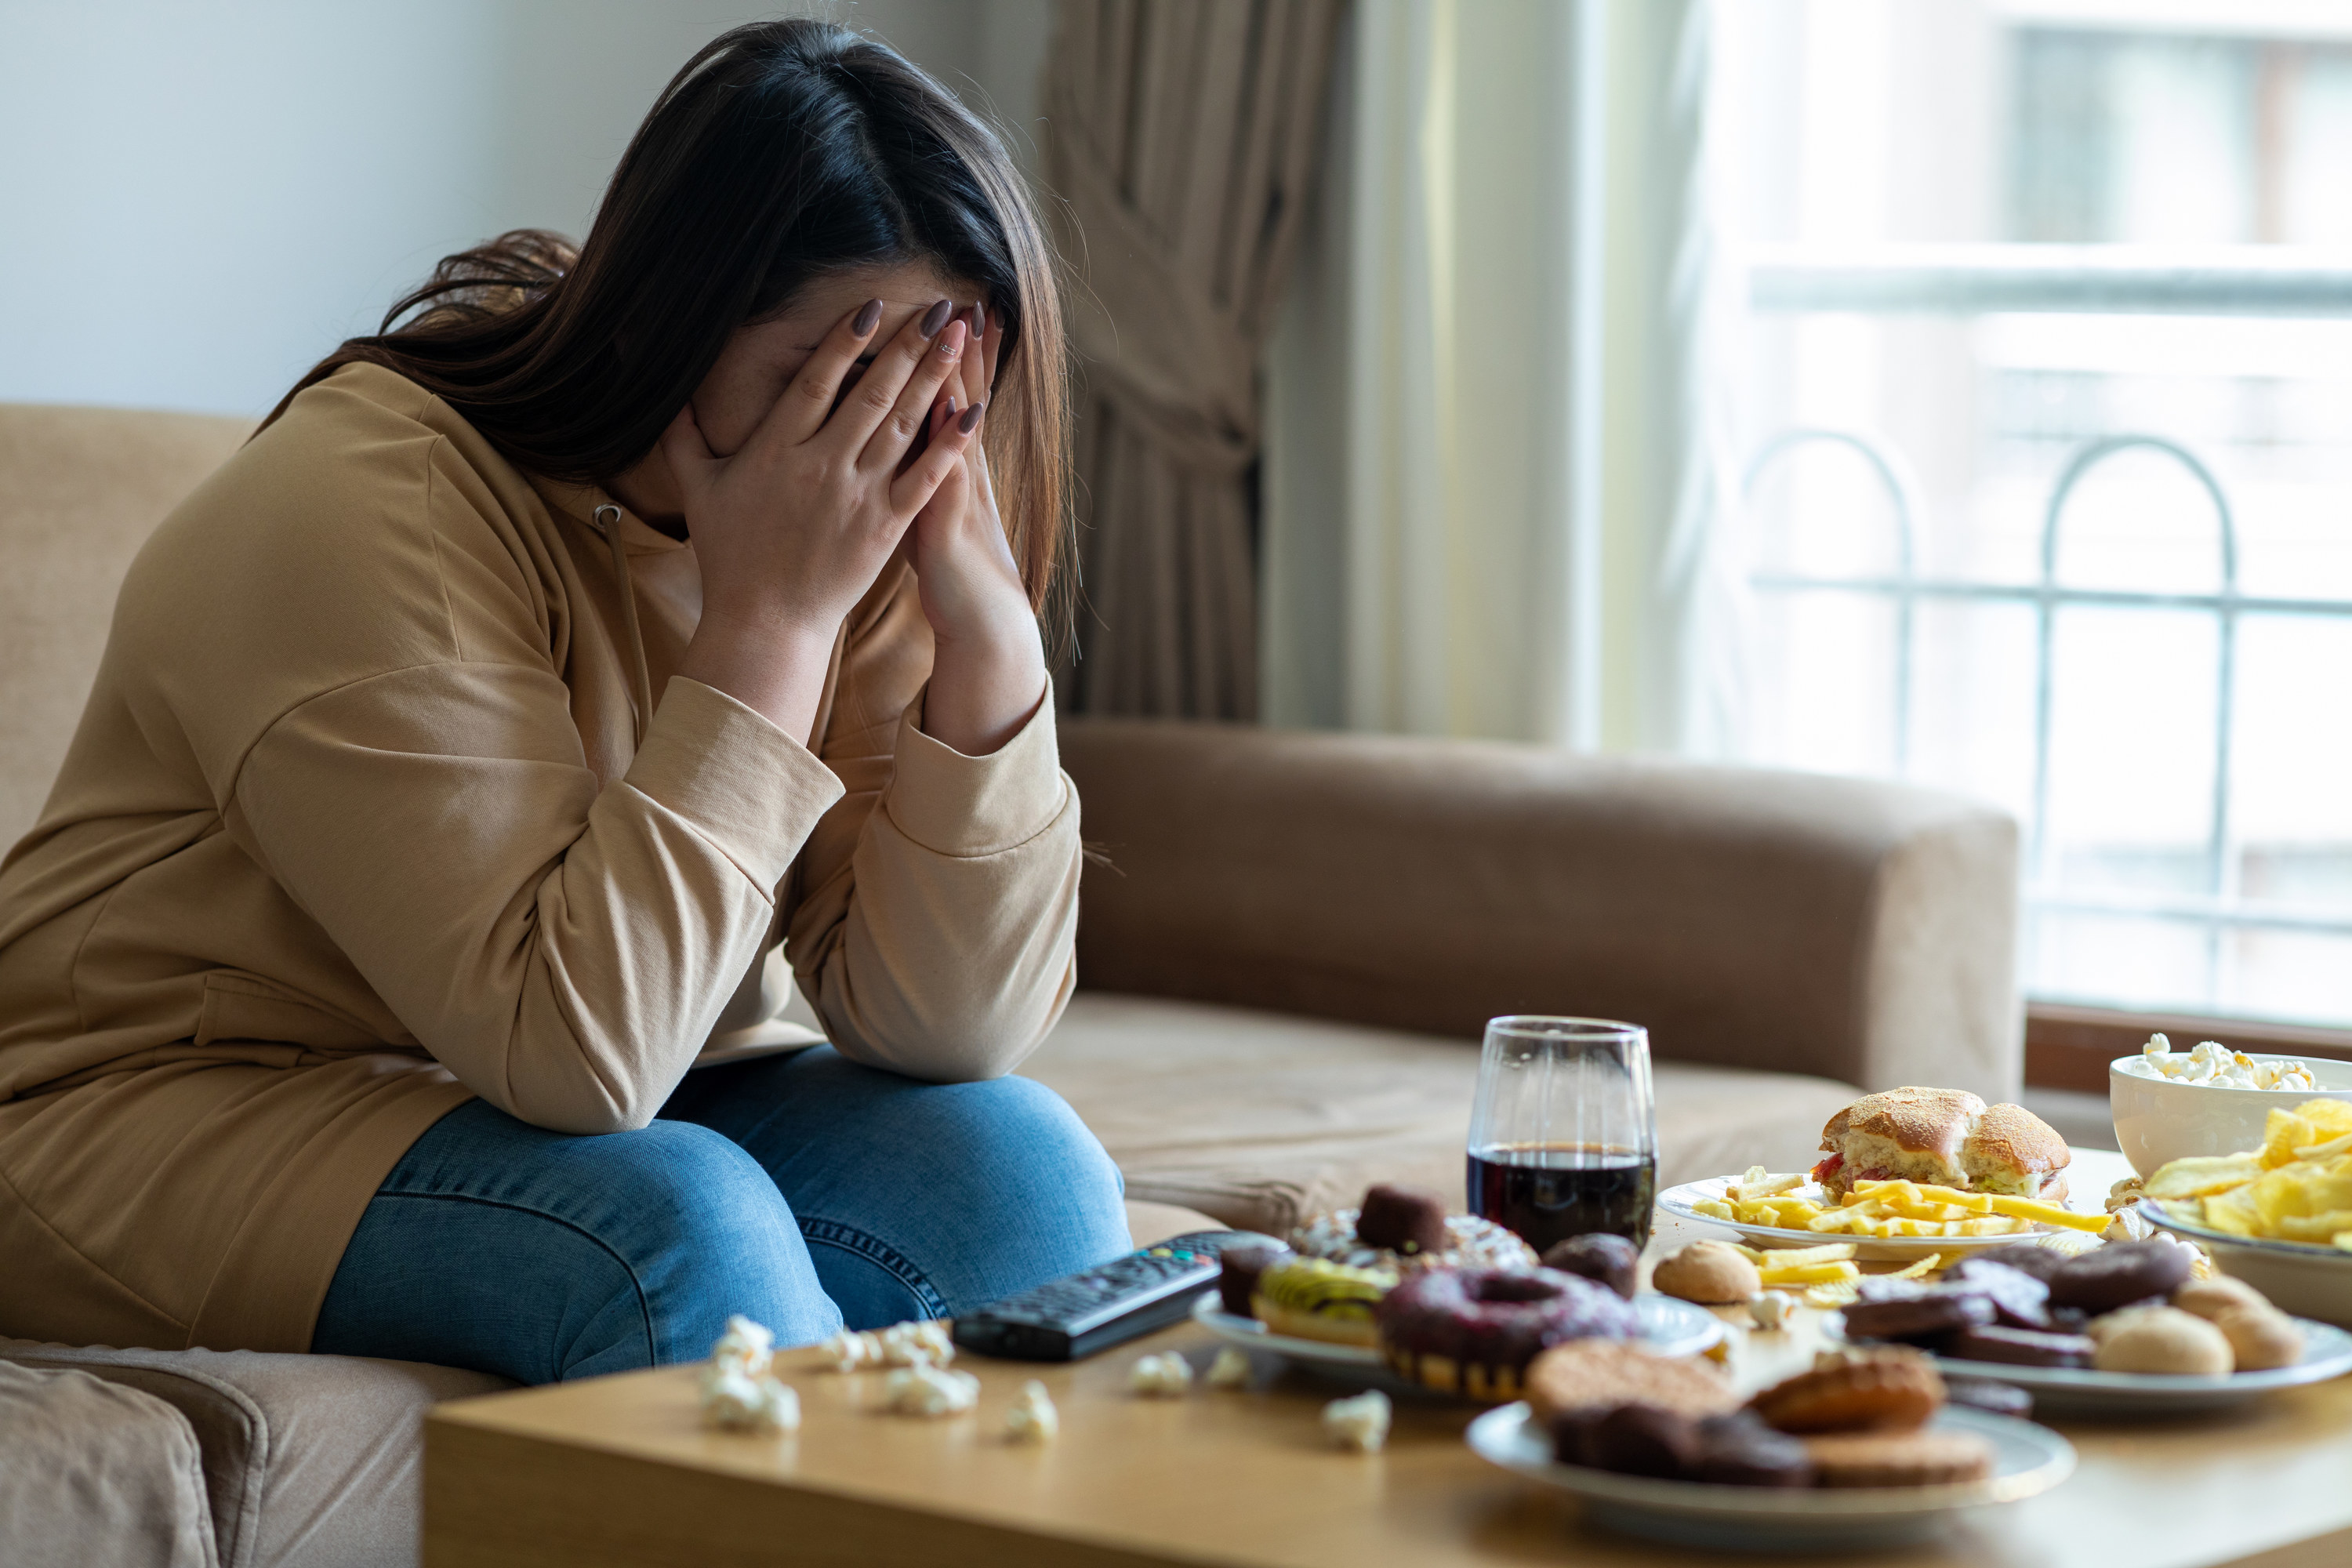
1376 1266 1638 1400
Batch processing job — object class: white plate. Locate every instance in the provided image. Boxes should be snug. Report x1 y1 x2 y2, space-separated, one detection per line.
1189 1291 1725 1398
1657 1177 2102 1261
1836 1314 2352 1415
1467 1402 2074 1552
2142 1200 2352 1330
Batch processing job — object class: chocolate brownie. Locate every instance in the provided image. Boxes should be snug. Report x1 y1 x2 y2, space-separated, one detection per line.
1356 1183 1449 1256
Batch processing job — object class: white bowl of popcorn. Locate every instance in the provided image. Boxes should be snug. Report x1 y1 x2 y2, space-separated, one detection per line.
2111 1036 2352 1180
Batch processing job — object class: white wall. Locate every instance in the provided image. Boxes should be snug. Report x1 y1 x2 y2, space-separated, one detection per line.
0 0 1048 417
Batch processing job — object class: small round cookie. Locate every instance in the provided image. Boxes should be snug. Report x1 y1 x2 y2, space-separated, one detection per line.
1692 1411 1816 1487
1524 1339 1744 1428
2089 1305 2234 1375
2212 1305 2303 1372
1541 1232 1642 1300
1652 1240 1762 1306
1840 1290 1996 1346
2171 1275 2270 1323
1942 1377 2033 1421
1250 1257 1396 1346
1944 1325 2093 1369
1969 1244 2068 1284
2049 1240 2194 1314
1583 1403 1702 1479
1750 1349 1944 1434
1943 1258 2054 1329
1802 1428 1994 1488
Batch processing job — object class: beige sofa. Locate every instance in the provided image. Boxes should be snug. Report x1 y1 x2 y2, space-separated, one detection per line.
0 403 2021 1566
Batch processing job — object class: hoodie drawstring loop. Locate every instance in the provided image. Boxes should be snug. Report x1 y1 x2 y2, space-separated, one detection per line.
592 503 655 749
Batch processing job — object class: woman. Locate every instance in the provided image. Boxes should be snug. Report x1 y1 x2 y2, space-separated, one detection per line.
0 20 1130 1384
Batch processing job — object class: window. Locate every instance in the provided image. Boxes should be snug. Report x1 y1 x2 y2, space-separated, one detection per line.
1721 1 2352 1029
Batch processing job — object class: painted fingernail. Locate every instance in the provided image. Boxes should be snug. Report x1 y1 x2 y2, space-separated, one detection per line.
920 299 953 336
853 299 882 336
958 401 985 434
967 303 986 337
940 396 957 429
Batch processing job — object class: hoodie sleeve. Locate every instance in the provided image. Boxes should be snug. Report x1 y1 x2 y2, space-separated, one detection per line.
782 568 1082 1081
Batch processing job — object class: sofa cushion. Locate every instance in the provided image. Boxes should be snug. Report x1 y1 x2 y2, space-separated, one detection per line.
0 1358 216 1568
0 1340 510 1568
1023 993 1860 1237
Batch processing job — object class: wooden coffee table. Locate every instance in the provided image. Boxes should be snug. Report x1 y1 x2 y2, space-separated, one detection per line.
426 1170 2352 1567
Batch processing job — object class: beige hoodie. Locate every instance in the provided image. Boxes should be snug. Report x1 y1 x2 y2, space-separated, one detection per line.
0 363 1081 1353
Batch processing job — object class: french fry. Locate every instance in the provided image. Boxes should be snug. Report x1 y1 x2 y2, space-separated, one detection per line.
1802 1280 1861 1308
1850 1180 1993 1214
1691 1198 1738 1221
1985 1195 2111 1232
1956 1215 2026 1236
1748 1243 1857 1268
1806 1207 1864 1233
1845 1182 1918 1210
1882 1252 1947 1280
1757 1260 1861 1287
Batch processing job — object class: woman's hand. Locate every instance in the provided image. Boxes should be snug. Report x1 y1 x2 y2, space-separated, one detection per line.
909 304 1051 757
664 299 978 739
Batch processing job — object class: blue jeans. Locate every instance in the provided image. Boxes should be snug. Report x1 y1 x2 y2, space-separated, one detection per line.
310 1047 1128 1384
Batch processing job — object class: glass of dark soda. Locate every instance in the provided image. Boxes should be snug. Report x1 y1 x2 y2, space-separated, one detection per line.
1466 1017 1657 1254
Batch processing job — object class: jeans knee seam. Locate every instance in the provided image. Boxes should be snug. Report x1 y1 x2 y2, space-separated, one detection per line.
367 1189 659 1366
797 1216 951 1319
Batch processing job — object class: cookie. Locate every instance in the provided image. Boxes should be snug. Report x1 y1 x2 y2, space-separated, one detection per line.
1583 1403 1702 1478
1942 1257 2054 1329
1692 1411 1816 1487
1525 1339 1744 1427
1802 1428 1995 1488
1356 1183 1449 1257
2089 1306 2233 1375
1944 1324 2094 1368
1541 1232 1641 1300
1651 1240 1762 1305
1218 1243 1290 1317
2049 1240 2194 1314
1968 1244 2068 1283
1750 1349 1944 1434
1840 1290 1996 1346
1941 1376 2033 1420
2210 1305 2303 1372
2171 1276 2270 1323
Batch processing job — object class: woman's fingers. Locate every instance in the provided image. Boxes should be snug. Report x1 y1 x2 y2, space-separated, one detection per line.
657 401 721 503
956 304 989 412
861 316 967 471
826 298 953 452
890 401 982 517
764 299 884 448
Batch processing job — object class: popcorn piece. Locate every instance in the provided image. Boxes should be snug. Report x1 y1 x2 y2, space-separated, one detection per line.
1129 1352 1194 1396
821 1318 956 1373
1748 1290 1796 1330
1206 1346 1254 1389
710 1314 775 1379
2138 1034 2317 1091
1321 1390 1392 1453
1003 1379 1058 1443
699 1363 800 1436
882 1362 981 1417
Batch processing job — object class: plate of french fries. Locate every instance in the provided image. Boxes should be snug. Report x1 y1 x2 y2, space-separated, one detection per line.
1661 1166 2114 1261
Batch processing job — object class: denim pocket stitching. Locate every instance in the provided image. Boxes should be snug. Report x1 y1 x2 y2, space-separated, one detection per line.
795 1215 951 1319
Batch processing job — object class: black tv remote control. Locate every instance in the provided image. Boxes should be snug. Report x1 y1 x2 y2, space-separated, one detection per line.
952 1230 1283 1361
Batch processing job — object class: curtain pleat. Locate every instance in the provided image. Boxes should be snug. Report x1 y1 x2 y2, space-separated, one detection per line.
1044 0 1344 720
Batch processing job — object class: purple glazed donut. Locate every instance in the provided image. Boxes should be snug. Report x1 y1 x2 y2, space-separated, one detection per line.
1375 1266 1638 1400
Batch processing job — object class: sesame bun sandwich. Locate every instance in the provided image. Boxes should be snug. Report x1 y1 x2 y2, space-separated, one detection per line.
1811 1087 2070 1204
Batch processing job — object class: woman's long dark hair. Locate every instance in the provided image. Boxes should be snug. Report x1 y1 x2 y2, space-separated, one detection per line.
265 18 1069 619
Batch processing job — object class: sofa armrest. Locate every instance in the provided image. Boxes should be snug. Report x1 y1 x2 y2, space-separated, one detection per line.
1060 721 2022 1103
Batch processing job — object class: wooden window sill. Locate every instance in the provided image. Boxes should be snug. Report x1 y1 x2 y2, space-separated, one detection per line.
2025 1003 2352 1094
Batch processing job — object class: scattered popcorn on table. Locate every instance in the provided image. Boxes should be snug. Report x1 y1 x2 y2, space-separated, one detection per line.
1321 1390 1391 1453
1206 1347 1254 1389
882 1362 981 1416
1748 1290 1796 1330
821 1318 956 1373
709 1314 775 1378
1129 1352 1193 1396
700 1366 801 1435
698 1316 797 1434
2138 1033 2316 1091
1003 1380 1058 1443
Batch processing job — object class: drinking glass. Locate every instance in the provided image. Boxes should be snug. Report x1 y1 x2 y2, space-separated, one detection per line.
1465 1016 1658 1253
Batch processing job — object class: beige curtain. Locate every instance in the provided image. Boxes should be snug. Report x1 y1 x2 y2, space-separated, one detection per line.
1043 0 1344 720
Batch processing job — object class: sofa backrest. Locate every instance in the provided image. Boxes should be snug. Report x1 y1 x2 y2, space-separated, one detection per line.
0 405 253 845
